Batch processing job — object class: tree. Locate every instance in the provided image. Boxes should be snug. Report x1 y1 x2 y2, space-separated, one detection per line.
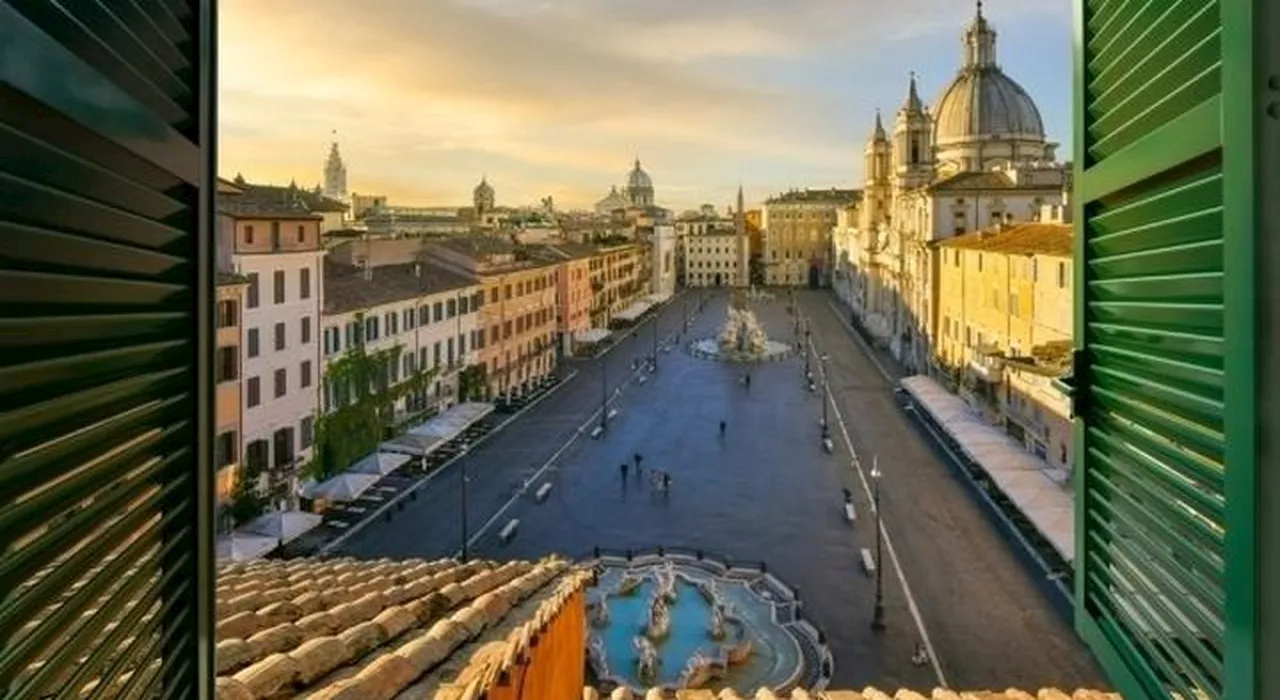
228 462 265 526
303 318 441 482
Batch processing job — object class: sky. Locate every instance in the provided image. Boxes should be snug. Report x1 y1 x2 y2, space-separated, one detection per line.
219 0 1072 212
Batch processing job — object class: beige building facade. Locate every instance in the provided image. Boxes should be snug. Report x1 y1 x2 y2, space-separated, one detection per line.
761 188 860 286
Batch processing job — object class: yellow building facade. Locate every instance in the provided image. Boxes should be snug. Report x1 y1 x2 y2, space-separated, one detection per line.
935 223 1074 471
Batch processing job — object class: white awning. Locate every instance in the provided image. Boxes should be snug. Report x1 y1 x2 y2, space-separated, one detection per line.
241 510 323 545
574 328 611 344
300 473 380 502
613 300 653 322
380 402 495 457
900 374 1075 564
215 533 279 563
348 451 413 476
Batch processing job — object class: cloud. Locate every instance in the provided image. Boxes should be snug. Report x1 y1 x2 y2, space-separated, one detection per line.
218 0 1070 209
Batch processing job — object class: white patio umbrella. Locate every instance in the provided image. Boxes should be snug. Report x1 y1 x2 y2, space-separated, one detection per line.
242 511 323 545
300 473 379 502
215 532 279 562
348 452 412 477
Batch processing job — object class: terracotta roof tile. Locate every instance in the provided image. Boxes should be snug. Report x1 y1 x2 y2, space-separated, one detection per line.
25 554 1119 700
935 223 1072 257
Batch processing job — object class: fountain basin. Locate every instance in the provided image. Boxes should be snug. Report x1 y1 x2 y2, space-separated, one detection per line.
586 554 827 693
689 337 794 363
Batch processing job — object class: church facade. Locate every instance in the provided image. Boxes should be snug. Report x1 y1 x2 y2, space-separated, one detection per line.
847 3 1069 375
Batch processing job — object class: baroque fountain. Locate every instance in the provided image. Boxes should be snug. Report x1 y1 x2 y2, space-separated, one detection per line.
586 551 830 693
689 288 793 362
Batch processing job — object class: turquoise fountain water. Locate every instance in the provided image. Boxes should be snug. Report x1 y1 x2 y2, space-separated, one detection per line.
588 563 807 691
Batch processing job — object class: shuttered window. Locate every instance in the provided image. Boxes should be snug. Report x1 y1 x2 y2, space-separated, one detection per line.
1074 1 1261 699
0 1 216 698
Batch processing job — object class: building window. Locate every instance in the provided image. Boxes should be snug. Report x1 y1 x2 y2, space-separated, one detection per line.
273 270 285 304
274 368 287 398
324 326 340 356
504 284 512 300
418 305 429 326
274 322 286 350
301 316 312 344
300 267 311 299
365 316 380 341
217 299 238 328
301 360 312 388
490 288 499 304
447 299 457 318
403 308 415 330
244 225 255 244
247 328 260 358
459 296 469 314
247 376 261 407
215 431 236 468
216 346 238 383
1058 261 1068 288
386 312 398 336
245 439 269 471
297 224 305 243
300 416 315 449
447 338 455 366
270 221 281 250
434 342 441 366
272 427 294 468
247 273 260 308
433 302 443 322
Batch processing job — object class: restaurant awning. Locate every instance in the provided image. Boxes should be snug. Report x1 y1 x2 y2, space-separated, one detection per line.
613 300 653 323
379 402 495 457
574 328 611 344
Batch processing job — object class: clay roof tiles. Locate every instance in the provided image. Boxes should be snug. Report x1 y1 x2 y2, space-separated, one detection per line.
935 223 1072 257
22 554 1119 700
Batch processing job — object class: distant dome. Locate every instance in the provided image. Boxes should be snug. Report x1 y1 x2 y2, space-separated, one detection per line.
932 9 1045 147
474 177 494 197
627 159 653 191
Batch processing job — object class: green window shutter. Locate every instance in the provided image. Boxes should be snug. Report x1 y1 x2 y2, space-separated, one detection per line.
0 1 217 698
1073 1 1261 699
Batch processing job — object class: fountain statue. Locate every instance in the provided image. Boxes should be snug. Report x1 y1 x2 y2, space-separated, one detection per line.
654 562 677 603
614 570 643 596
633 636 660 683
589 636 610 679
710 603 726 640
588 595 611 627
646 594 671 640
692 287 790 362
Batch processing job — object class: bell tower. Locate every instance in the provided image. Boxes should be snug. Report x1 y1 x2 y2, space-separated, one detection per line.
893 73 933 191
859 110 892 232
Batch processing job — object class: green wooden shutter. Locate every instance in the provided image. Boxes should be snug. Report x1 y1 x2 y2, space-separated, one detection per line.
1073 0 1260 699
0 1 218 698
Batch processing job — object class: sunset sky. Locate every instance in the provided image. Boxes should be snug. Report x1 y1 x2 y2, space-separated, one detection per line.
218 0 1072 212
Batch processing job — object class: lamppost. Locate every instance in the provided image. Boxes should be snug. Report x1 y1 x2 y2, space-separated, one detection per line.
459 446 471 562
804 322 813 377
651 313 659 371
599 354 609 432
820 353 830 437
870 456 886 631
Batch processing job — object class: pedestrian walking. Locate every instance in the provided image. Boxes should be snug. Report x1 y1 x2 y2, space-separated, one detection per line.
620 462 629 480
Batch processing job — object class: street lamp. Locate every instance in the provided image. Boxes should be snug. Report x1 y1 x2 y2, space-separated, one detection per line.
459 446 471 562
819 353 830 436
651 312 659 371
599 354 609 432
870 456 886 632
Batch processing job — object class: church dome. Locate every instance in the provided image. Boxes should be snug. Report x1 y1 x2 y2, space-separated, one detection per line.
933 68 1044 145
627 159 653 190
474 177 493 197
931 5 1045 146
